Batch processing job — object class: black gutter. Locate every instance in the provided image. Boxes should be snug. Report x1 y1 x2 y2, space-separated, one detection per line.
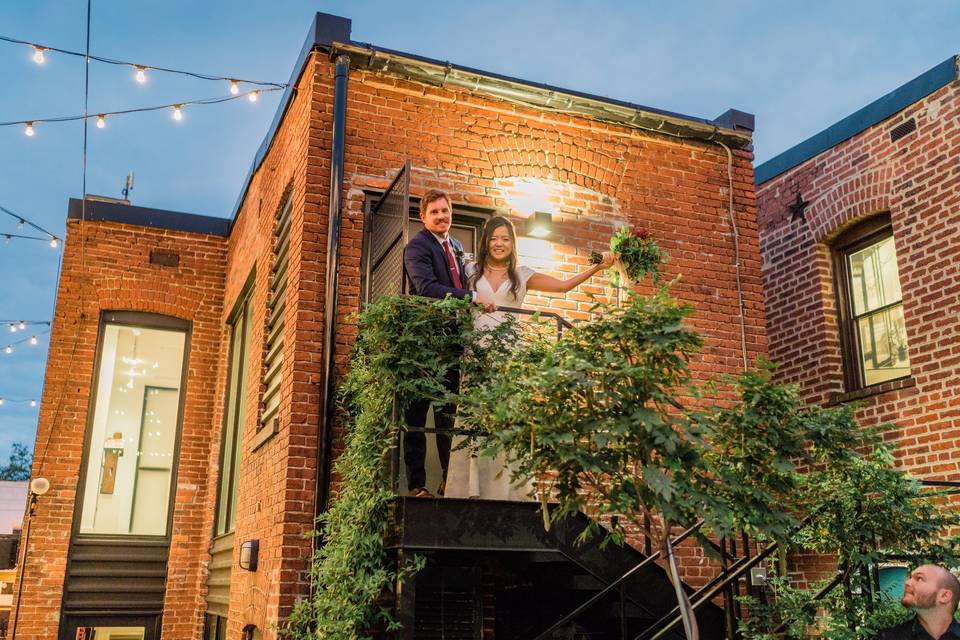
316 54 350 528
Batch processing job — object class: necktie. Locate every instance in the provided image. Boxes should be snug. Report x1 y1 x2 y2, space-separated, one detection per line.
442 239 463 289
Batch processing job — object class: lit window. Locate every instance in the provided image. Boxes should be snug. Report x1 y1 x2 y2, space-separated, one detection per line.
78 314 188 536
215 285 253 535
834 216 910 390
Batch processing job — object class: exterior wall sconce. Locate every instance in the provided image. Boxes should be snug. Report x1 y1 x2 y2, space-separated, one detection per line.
239 539 259 571
524 211 553 238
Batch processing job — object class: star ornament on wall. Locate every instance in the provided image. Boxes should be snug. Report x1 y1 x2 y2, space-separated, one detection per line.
788 192 809 223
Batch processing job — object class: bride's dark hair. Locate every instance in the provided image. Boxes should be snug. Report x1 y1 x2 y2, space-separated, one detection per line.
472 215 521 300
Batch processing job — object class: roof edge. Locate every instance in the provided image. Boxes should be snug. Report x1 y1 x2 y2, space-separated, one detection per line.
332 41 753 148
756 55 960 185
68 198 230 237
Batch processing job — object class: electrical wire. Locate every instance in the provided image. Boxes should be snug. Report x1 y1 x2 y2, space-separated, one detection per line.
0 204 60 240
0 87 282 128
0 33 286 88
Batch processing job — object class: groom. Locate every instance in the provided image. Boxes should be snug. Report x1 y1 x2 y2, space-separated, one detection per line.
403 189 492 497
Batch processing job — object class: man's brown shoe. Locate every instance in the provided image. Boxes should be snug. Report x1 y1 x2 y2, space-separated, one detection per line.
409 487 434 498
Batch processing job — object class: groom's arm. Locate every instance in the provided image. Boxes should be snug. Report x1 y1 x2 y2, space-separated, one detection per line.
404 240 472 300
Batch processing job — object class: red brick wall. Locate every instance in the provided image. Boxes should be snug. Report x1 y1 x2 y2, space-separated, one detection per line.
330 62 765 592
758 81 960 473
757 82 960 580
11 219 228 639
217 50 322 638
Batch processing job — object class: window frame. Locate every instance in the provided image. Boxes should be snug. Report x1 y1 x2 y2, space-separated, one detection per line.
73 311 192 541
213 269 256 537
832 214 910 392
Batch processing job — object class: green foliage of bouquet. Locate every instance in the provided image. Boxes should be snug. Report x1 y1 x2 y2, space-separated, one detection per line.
605 226 668 285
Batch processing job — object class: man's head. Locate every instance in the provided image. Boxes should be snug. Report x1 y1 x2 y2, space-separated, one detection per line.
902 564 960 613
420 190 452 236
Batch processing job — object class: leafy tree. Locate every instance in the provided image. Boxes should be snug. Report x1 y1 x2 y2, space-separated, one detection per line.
0 442 32 481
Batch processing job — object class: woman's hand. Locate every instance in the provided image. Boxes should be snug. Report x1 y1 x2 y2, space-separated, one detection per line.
597 251 616 269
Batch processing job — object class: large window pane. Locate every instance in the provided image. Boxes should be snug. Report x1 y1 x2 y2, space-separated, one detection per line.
216 295 252 536
859 304 911 386
80 323 186 536
848 235 903 316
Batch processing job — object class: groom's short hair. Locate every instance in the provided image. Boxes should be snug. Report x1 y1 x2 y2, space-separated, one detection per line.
420 189 451 217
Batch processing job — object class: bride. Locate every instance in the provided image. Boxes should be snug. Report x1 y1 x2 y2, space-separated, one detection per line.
445 215 614 500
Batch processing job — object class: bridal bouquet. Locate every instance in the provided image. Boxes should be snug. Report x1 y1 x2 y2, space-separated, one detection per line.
591 226 666 285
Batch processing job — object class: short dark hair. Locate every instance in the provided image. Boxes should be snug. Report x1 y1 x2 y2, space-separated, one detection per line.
420 190 451 218
938 568 960 613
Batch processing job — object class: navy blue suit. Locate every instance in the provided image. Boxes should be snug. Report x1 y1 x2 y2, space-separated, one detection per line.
404 228 470 299
402 228 469 492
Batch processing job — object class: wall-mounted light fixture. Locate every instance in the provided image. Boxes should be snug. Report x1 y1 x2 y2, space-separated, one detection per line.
12 476 52 640
524 211 553 238
239 539 259 572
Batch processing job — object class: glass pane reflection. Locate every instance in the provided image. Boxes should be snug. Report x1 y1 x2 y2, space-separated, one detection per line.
859 304 910 386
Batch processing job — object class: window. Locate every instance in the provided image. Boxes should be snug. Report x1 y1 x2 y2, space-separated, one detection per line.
78 313 188 537
259 194 291 438
215 281 253 536
834 215 910 390
205 615 227 640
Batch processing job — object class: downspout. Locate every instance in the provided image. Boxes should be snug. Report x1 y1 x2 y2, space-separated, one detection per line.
316 54 350 534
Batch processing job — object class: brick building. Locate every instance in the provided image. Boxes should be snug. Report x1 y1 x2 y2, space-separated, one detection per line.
13 12 763 640
756 57 960 582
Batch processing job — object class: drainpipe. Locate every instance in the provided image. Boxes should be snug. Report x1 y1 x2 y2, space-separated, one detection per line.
316 54 350 532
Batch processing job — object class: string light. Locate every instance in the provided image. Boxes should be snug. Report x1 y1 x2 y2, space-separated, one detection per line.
0 399 5 406
0 397 44 407
31 45 45 65
229 80 239 95
30 336 37 345
2 88 280 133
0 205 61 247
172 104 183 121
8 324 15 333
30 400 36 407
248 90 259 103
134 65 147 84
96 114 105 129
4 345 12 354
1 34 286 89
49 238 59 248
24 122 34 137
18 321 25 330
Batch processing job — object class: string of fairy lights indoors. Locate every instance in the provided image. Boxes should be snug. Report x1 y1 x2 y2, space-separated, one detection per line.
0 29 287 410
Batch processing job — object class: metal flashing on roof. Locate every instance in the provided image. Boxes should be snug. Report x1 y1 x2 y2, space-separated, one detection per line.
756 55 959 185
332 41 752 148
231 12 754 223
68 198 230 236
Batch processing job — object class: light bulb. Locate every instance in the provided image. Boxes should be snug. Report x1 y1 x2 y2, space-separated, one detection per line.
248 90 259 103
29 400 36 407
32 46 45 65
0 399 5 406
49 238 59 248
18 321 25 330
135 66 147 83
96 115 105 129
30 335 38 345
4 345 12 354
229 80 239 95
172 105 183 121
8 324 15 333
24 122 35 137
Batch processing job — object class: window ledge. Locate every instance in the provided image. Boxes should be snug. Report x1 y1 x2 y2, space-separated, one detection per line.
828 376 915 405
250 420 278 452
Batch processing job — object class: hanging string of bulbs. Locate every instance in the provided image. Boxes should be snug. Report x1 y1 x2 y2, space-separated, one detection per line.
0 204 62 247
1 87 283 136
0 397 39 408
0 33 287 136
0 33 286 91
3 327 49 354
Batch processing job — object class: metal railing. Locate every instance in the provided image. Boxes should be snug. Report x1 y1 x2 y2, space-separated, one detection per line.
388 304 572 497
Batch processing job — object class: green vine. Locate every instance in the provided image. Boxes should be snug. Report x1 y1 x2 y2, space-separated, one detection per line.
283 295 477 639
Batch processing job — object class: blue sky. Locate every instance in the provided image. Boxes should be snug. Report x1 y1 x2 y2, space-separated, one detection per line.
1 0 958 461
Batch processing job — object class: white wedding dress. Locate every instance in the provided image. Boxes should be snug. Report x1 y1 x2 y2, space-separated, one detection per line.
445 264 537 501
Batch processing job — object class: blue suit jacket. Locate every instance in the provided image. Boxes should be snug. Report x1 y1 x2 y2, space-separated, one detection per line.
404 228 471 300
